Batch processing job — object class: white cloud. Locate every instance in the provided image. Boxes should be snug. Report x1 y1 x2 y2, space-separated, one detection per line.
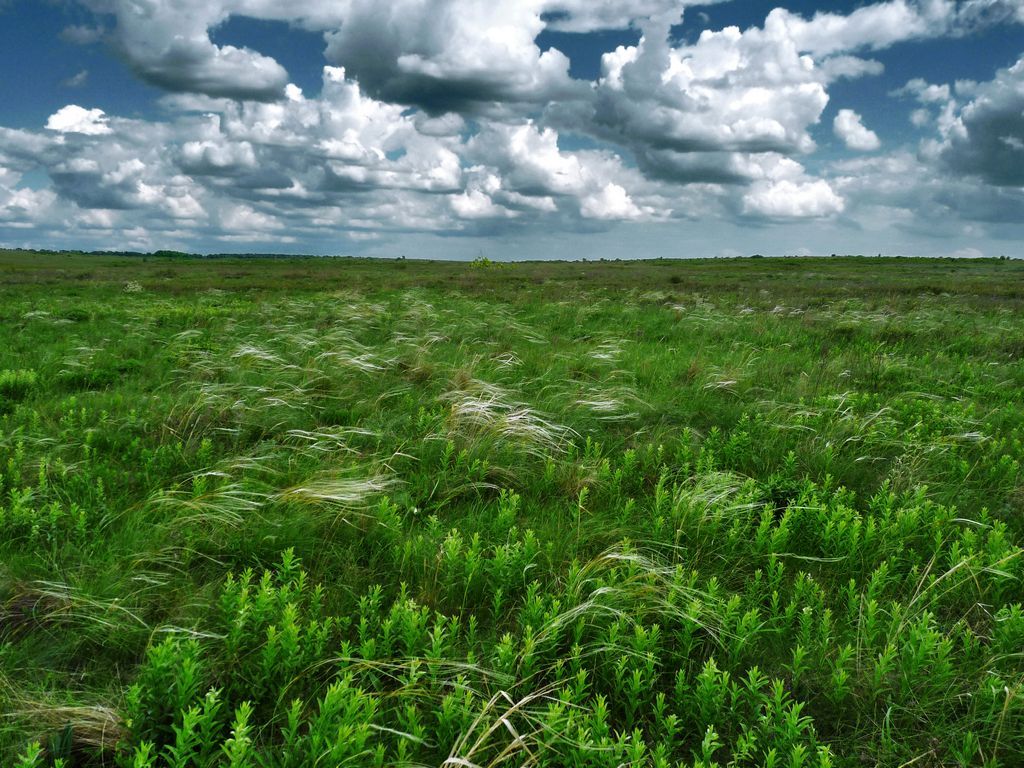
322 0 581 112
46 105 113 135
830 149 1024 236
62 70 90 88
766 1 1024 58
467 122 586 196
580 182 643 220
742 179 845 218
79 0 289 100
181 140 257 174
66 0 1023 117
592 23 831 159
451 188 516 220
75 209 119 229
634 148 809 185
767 2 948 56
895 78 953 104
3 0 1023 254
164 191 206 219
833 109 881 151
540 0 685 32
220 203 283 231
414 112 466 137
575 1 1024 200
910 108 932 127
936 56 1024 186
0 186 58 225
462 120 656 223
818 55 885 81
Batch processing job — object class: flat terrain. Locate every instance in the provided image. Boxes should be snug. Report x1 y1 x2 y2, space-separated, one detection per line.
1 251 1023 767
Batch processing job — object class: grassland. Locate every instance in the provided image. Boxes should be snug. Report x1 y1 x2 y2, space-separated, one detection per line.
1 250 1023 767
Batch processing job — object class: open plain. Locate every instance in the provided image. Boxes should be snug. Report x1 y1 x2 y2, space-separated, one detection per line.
2 252 1024 767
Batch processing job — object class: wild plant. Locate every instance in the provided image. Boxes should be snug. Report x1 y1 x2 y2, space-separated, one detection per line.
5 261 1024 766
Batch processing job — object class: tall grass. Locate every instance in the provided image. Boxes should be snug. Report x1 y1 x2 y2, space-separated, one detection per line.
1 255 1023 766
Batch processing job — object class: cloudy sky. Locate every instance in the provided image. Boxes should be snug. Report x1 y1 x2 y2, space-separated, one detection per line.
0 0 1022 259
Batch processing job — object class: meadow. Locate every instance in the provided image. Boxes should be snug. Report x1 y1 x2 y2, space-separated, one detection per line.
1 250 1023 767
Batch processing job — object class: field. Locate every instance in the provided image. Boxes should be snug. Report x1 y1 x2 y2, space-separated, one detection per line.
1 250 1023 767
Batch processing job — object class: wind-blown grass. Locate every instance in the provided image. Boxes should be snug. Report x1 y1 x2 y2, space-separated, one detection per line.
1 252 1023 766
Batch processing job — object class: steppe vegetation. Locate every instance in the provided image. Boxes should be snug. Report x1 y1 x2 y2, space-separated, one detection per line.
1 251 1023 767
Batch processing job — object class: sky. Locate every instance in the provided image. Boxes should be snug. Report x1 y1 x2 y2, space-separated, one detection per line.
0 0 1022 259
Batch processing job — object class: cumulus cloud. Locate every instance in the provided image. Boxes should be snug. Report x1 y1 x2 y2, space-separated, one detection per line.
768 0 1024 57
180 139 258 175
936 56 1024 186
817 55 886 82
830 148 1024 239
592 22 830 159
894 78 952 104
580 182 644 219
451 188 517 220
79 0 289 100
466 122 587 196
64 0 1024 118
568 0 1024 204
767 2 948 56
136 39 289 101
833 109 881 151
45 105 113 135
742 179 845 218
0 186 58 227
463 120 656 224
220 203 283 231
635 148 809 186
322 0 582 113
52 155 165 211
2 0 1023 253
540 0 690 32
5 65 662 248
577 3 963 174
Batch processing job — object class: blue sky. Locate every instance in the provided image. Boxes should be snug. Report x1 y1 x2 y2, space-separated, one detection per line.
0 0 1022 258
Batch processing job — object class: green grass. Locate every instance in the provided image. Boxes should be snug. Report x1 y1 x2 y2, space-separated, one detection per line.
1 250 1023 767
